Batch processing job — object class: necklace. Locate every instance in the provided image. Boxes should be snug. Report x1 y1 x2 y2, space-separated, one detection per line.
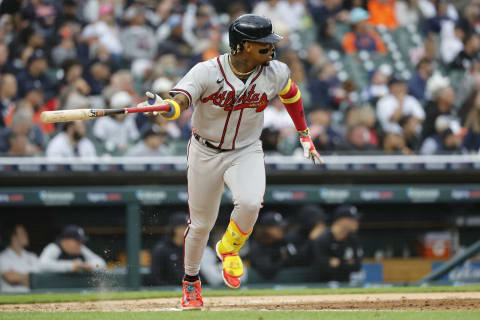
228 55 256 77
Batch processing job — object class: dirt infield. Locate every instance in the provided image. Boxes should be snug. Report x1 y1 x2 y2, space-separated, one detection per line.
1 292 480 312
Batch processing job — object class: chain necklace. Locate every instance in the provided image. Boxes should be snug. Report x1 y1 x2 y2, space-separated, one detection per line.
228 55 256 77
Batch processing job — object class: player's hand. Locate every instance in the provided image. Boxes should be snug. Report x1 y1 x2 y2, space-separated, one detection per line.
81 262 94 272
72 260 83 272
299 129 323 164
136 92 164 117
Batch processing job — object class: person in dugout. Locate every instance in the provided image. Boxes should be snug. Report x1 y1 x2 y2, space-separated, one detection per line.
311 205 363 282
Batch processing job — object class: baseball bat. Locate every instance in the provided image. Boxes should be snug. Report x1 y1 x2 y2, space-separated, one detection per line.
40 105 171 123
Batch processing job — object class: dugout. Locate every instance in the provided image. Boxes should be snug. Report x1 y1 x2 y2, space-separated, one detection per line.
1 155 480 290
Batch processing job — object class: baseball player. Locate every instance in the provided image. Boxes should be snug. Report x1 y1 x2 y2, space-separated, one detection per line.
136 14 322 310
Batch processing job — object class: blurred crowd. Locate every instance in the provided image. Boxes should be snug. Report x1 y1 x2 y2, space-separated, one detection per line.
0 205 362 292
0 0 480 157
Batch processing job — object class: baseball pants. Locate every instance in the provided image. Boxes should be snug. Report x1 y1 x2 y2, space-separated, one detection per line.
184 136 265 276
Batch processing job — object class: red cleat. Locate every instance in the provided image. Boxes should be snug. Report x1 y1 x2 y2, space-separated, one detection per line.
216 241 243 289
181 280 203 310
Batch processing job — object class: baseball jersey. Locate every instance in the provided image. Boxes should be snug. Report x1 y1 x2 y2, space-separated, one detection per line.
170 54 290 150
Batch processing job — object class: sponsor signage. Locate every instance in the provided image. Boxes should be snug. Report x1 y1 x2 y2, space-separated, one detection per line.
177 191 188 202
319 188 350 203
135 190 167 204
406 188 440 202
360 190 394 201
39 191 75 205
86 192 122 203
451 190 480 200
0 193 24 203
271 191 307 201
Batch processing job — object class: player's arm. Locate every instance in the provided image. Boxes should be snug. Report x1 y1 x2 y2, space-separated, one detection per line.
279 78 323 164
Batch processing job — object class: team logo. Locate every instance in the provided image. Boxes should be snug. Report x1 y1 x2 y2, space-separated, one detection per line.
201 84 268 112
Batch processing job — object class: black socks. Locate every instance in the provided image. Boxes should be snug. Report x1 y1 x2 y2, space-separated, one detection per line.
184 274 199 282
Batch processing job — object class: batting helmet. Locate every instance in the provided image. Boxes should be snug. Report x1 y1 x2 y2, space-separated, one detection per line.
229 14 283 54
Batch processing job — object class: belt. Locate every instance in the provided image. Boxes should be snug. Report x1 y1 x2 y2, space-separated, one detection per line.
193 133 231 152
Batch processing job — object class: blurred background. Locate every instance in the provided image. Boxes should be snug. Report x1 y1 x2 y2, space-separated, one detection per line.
0 0 479 293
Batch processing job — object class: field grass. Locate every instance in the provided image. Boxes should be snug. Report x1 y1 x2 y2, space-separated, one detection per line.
1 285 479 305
1 311 480 320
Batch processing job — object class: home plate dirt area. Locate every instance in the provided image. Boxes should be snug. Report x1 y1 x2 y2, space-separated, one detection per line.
1 292 480 312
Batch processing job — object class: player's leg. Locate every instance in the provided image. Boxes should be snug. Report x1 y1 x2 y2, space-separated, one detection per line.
182 138 225 309
216 141 266 288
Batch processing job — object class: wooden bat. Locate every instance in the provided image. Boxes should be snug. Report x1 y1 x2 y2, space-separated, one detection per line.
40 105 171 123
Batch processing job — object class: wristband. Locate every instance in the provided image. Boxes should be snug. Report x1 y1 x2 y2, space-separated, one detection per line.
162 99 181 120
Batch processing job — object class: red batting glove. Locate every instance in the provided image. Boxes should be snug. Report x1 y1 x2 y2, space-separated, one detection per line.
299 129 323 164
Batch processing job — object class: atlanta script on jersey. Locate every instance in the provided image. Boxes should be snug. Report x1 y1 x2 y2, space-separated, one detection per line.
170 54 290 150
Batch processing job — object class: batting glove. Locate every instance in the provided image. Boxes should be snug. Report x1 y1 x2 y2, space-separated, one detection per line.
137 91 164 116
299 128 323 164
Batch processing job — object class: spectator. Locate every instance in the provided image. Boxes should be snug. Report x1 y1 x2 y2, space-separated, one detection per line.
303 43 326 78
422 0 458 36
395 0 421 27
285 205 328 266
440 21 465 65
249 211 297 280
0 105 44 156
382 132 413 154
150 212 188 286
408 58 434 102
182 3 217 56
39 225 106 273
311 205 363 282
93 91 140 154
361 67 390 105
51 25 77 67
81 3 122 59
125 124 169 157
308 60 345 110
348 105 380 147
0 42 15 74
420 127 462 154
376 77 425 135
342 8 387 55
421 78 456 142
121 6 157 61
253 0 305 33
309 108 344 152
84 60 111 96
462 102 480 153
0 73 17 127
0 222 39 292
264 98 296 132
156 14 192 59
46 121 97 158
367 0 398 29
400 115 422 152
317 17 344 53
260 126 281 154
309 0 350 24
338 125 379 153
15 49 56 100
449 32 480 71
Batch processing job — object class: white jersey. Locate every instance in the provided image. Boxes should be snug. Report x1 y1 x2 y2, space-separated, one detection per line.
170 54 290 150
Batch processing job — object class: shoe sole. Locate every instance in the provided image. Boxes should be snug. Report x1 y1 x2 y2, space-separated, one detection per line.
216 241 241 289
182 306 203 311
